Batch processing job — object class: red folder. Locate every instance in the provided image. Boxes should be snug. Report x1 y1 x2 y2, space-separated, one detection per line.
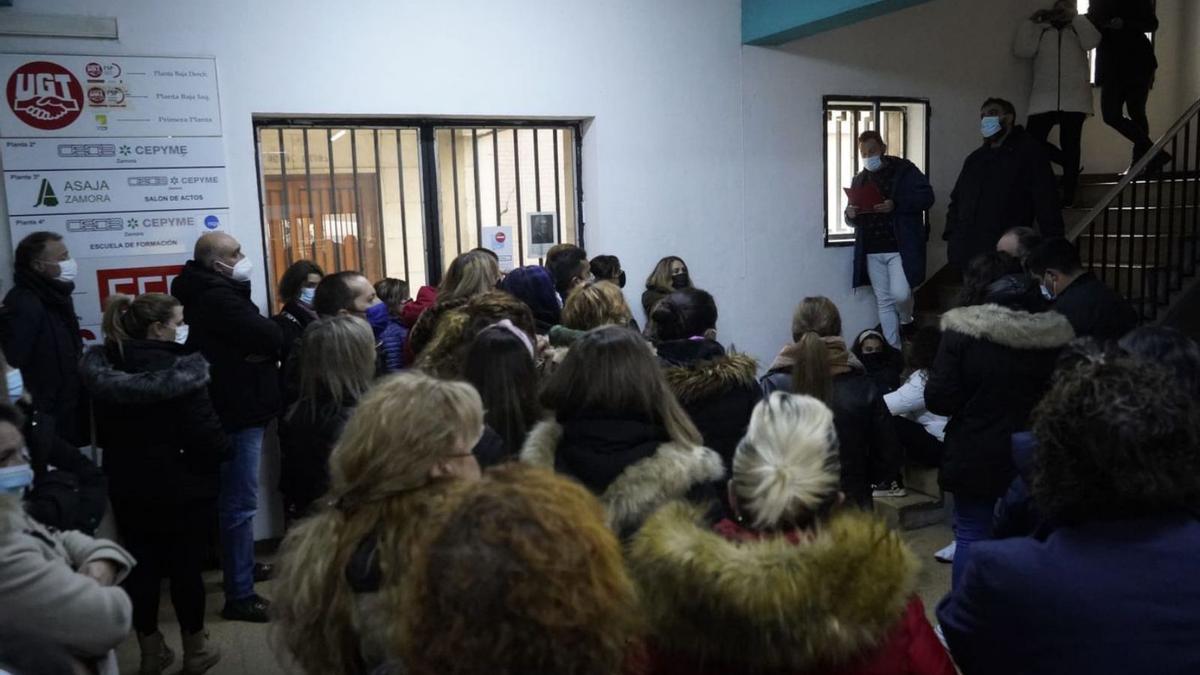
844 181 885 210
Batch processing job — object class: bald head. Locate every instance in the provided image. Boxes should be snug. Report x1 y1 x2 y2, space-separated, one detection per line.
195 232 241 269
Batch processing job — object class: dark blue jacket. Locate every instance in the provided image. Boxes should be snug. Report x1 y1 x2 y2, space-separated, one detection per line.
366 302 407 373
938 513 1200 675
849 156 935 289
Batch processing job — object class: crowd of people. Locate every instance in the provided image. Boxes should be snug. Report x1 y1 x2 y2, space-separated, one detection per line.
2 212 1199 674
0 3 1192 673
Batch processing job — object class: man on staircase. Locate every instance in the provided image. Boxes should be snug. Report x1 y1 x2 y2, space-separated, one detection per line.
944 98 1064 274
1026 237 1138 341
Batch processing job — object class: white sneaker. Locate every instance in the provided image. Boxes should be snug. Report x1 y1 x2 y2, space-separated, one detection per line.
934 540 956 563
871 481 908 498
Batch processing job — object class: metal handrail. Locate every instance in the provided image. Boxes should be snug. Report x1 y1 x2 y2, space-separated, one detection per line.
1067 96 1200 241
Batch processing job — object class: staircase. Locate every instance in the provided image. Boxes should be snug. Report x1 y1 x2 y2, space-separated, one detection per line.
880 96 1200 530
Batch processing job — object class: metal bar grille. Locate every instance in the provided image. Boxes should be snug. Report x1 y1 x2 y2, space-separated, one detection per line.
255 120 582 307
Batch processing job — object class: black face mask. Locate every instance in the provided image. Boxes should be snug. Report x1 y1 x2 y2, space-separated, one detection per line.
860 352 889 370
671 272 690 289
617 270 627 288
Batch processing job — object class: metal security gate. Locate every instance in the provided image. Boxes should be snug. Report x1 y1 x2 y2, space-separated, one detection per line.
253 118 583 308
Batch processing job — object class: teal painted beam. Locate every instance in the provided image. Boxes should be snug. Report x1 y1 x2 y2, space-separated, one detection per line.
743 0 935 46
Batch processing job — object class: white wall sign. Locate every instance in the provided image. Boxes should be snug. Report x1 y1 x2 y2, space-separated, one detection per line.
481 225 515 272
1 53 227 338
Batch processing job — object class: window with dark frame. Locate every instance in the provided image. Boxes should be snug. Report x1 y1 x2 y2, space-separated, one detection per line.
252 119 584 309
823 96 930 246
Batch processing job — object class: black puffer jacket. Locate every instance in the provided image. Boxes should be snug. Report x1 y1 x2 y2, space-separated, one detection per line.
0 270 85 444
171 260 283 431
762 367 899 508
656 339 760 470
80 340 230 504
21 401 107 535
926 304 1074 500
279 393 356 518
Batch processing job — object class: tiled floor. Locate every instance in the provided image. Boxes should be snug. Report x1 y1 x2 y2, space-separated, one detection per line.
114 521 956 675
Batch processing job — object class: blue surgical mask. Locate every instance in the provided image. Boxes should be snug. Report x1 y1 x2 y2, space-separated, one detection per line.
981 116 1003 138
299 287 316 306
5 369 23 401
0 463 34 495
864 154 883 172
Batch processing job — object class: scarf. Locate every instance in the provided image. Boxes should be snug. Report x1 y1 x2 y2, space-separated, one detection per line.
767 336 862 376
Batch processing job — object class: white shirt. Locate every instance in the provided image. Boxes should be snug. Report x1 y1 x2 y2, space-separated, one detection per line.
884 370 948 442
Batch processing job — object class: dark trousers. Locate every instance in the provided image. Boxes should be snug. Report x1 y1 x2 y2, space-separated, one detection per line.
113 497 214 635
1100 79 1153 161
893 416 943 468
1026 111 1087 202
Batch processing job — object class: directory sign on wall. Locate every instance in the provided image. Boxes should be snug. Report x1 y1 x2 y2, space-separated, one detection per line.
0 54 229 339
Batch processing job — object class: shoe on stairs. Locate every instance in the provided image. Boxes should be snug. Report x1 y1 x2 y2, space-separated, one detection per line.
136 631 176 675
221 593 271 623
182 628 222 674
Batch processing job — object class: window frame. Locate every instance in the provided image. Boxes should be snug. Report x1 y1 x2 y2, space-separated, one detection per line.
822 95 931 248
251 116 586 306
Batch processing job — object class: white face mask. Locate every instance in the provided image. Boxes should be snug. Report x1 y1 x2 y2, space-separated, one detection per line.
299 287 316 306
173 324 189 345
5 368 23 401
217 257 254 282
864 154 883 172
53 257 78 282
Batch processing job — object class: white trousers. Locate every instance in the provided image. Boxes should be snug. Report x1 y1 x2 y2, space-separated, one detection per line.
867 252 913 348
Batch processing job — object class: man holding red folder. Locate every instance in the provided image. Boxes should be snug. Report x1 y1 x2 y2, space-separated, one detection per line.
845 130 935 349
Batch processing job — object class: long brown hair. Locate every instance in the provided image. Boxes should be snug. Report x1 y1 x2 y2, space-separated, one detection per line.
788 297 842 404
101 293 179 354
272 373 485 675
541 326 701 446
644 256 690 293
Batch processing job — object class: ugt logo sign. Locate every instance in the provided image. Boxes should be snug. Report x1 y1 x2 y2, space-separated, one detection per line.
6 61 84 130
97 265 184 310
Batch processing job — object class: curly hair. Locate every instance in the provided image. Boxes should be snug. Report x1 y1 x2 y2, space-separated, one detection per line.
399 464 638 675
561 280 632 330
1031 356 1200 526
415 291 537 379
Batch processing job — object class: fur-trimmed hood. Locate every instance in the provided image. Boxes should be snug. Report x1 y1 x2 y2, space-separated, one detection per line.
663 352 759 404
940 304 1075 350
80 344 211 405
520 420 724 534
628 502 919 672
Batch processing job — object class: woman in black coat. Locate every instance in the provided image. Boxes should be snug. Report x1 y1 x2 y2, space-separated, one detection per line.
80 292 228 674
649 288 760 470
760 297 901 506
925 252 1074 590
279 315 376 519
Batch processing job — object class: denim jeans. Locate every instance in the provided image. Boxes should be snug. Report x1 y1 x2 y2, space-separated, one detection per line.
951 495 996 590
220 426 264 601
866 252 912 348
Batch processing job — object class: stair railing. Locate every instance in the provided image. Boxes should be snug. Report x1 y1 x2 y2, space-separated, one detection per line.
1068 96 1200 322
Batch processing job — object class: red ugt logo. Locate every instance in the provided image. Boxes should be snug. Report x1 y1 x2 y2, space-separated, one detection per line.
7 61 84 131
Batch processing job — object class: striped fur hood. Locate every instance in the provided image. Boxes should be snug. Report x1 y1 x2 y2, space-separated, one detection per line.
940 304 1075 350
662 352 760 404
520 420 724 534
627 501 919 672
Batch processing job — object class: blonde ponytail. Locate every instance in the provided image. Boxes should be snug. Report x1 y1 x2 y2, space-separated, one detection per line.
790 332 832 404
101 294 135 347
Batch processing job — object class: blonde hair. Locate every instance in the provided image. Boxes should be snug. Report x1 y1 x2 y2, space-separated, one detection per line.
101 293 179 355
293 315 377 416
439 250 500 304
644 256 689 293
272 372 485 675
731 392 841 530
562 280 632 330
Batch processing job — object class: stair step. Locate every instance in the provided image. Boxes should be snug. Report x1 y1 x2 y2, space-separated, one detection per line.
1078 233 1199 266
1069 205 1200 233
874 490 945 531
904 464 941 498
